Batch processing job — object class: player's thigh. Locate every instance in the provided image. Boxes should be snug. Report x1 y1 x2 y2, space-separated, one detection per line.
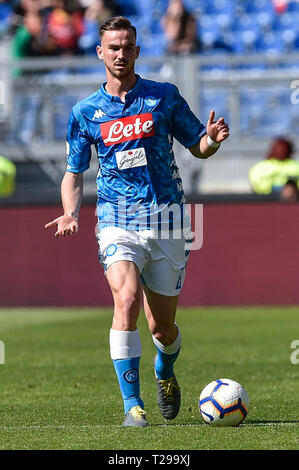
107 260 143 313
107 259 142 295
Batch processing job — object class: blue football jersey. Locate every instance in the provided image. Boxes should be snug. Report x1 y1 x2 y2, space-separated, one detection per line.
66 75 206 230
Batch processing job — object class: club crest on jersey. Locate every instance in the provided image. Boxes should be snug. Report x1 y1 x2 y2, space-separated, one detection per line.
145 98 158 107
101 113 154 146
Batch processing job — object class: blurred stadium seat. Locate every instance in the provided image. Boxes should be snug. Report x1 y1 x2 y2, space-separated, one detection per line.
288 0 299 11
53 95 79 141
272 11 299 32
0 1 12 36
244 0 274 15
114 0 138 16
240 87 292 136
205 0 237 16
199 90 231 123
255 32 285 54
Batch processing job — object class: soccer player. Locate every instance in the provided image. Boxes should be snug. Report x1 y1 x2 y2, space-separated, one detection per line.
45 16 229 427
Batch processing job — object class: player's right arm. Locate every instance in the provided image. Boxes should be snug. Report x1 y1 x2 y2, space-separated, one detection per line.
45 171 83 237
45 105 92 237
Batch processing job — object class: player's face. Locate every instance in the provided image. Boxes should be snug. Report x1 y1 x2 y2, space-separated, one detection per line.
97 29 140 80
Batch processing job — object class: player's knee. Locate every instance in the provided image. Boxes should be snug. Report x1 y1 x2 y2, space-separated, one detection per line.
119 291 139 312
151 323 175 346
113 291 140 330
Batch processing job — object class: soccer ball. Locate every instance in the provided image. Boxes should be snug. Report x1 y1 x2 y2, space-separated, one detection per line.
199 378 249 427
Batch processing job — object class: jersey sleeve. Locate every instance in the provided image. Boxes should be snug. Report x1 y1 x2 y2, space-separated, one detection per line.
66 106 92 173
168 84 206 148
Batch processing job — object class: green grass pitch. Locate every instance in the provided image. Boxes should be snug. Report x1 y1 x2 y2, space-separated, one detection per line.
0 306 298 450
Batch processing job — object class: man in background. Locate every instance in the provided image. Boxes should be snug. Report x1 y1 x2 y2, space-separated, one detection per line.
0 155 16 197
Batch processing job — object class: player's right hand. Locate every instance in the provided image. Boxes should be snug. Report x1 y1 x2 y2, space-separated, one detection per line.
45 215 79 237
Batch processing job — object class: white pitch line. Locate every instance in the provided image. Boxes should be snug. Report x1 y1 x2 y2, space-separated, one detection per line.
0 422 297 431
241 422 297 427
0 425 117 430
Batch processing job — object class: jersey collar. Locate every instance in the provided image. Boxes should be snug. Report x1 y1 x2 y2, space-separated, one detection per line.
99 74 142 103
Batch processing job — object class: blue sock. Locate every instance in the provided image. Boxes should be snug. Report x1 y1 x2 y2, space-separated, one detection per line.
153 326 182 380
154 348 180 380
112 357 144 414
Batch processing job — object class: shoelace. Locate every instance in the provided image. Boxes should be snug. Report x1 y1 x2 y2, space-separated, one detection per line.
130 406 146 419
158 377 180 402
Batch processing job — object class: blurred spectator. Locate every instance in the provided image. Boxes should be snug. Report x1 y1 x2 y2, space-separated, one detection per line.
0 0 13 37
280 179 299 202
46 0 84 55
11 0 59 59
0 155 16 197
161 0 200 54
11 0 86 58
249 137 299 197
78 0 121 55
12 0 41 26
12 10 44 59
272 0 289 13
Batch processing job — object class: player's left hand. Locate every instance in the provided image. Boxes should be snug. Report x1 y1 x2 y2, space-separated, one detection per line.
206 110 229 143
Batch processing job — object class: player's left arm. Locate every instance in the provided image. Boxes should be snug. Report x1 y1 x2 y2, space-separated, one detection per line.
189 110 229 159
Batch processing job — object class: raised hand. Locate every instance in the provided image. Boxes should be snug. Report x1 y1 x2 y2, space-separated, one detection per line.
206 110 229 143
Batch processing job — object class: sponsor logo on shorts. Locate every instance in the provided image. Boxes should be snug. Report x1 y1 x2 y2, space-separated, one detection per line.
100 113 154 146
123 368 139 383
115 147 147 170
106 243 117 256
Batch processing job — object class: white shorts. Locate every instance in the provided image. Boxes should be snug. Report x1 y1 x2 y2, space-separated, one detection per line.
97 227 192 296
